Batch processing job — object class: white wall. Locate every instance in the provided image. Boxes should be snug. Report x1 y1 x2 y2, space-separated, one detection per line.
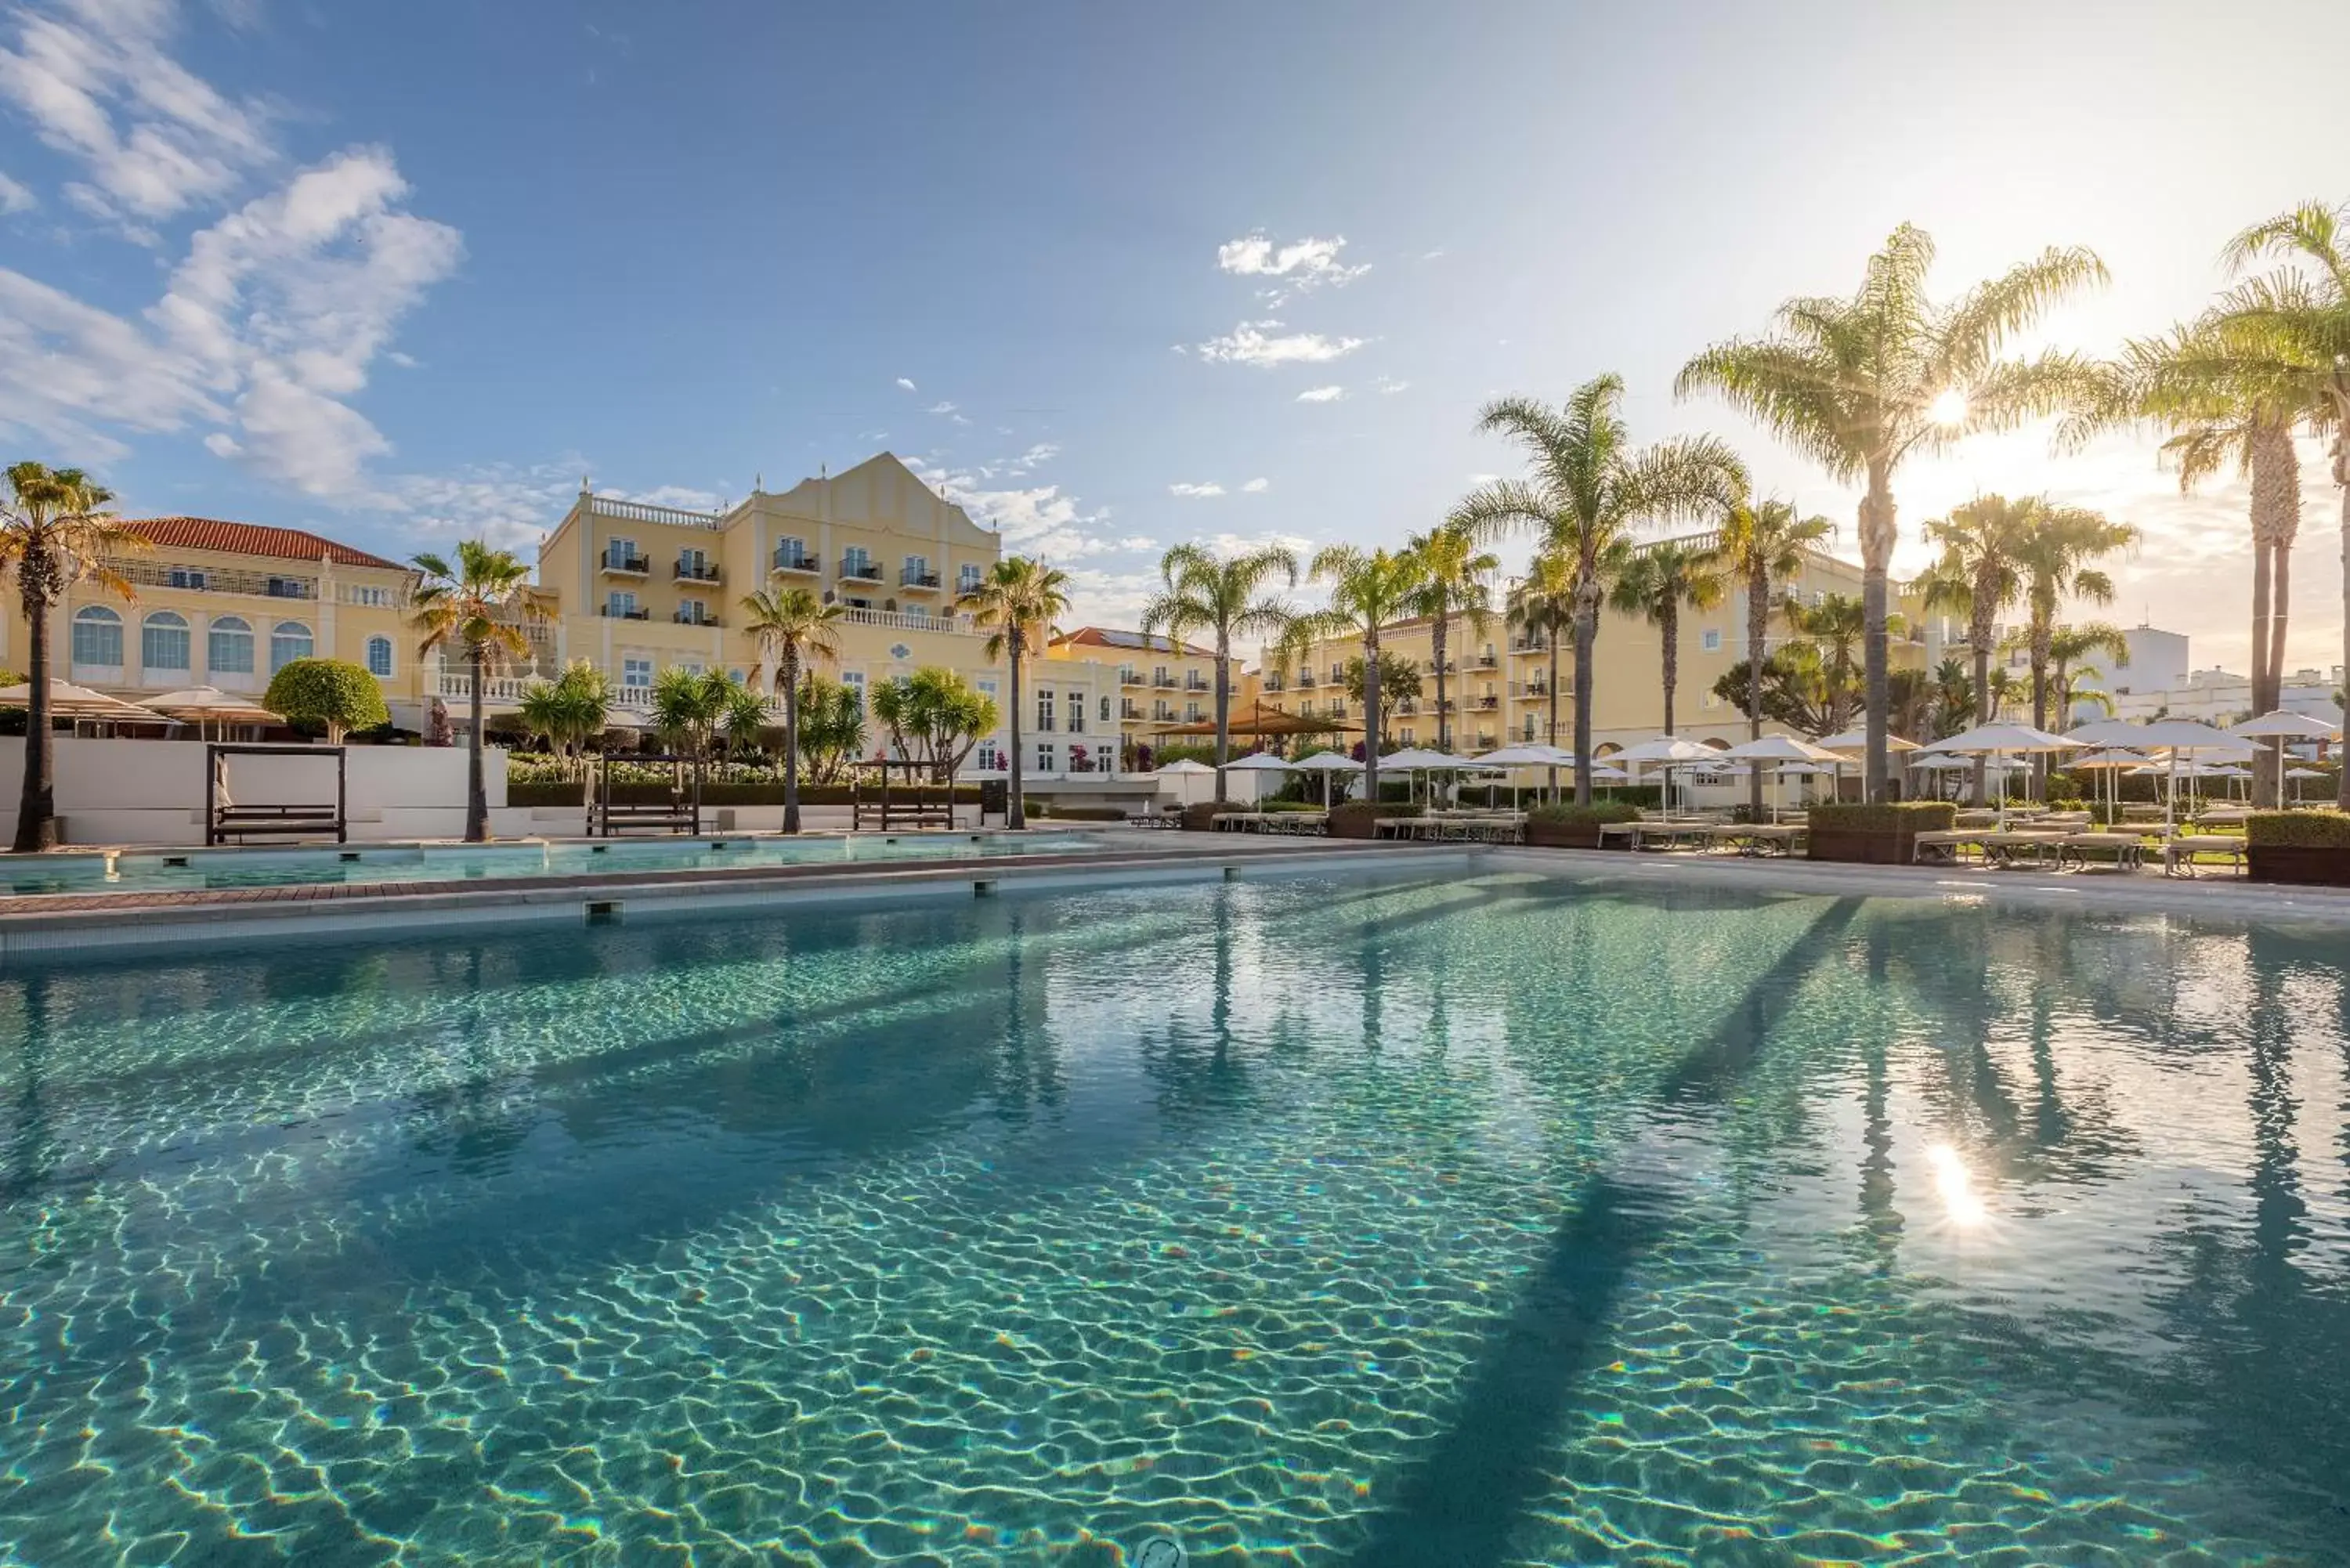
0 738 509 846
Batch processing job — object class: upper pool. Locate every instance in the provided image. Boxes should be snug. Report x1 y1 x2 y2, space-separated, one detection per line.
2 867 2345 1563
0 829 1107 897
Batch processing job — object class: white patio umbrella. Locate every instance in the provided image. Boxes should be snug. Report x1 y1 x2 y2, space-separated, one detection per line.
1148 756 1216 806
144 684 281 738
1292 749 1364 807
1224 752 1296 770
2130 718 2242 830
2229 710 2339 807
1920 722 2084 823
1376 746 1480 809
1723 735 1846 818
2063 718 2149 747
2069 746 2153 820
1810 727 1919 800
0 678 169 733
1472 741 1577 806
1614 735 1719 815
2286 765 2329 804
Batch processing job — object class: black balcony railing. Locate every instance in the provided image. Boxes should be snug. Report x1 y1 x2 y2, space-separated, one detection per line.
601 554 649 574
1474 654 1499 668
899 567 941 588
841 561 883 582
674 561 721 583
772 550 819 573
1477 695 1499 709
600 606 649 620
1185 676 1210 692
673 611 721 627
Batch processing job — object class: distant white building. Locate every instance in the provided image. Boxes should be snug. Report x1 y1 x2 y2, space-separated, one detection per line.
2107 662 2344 725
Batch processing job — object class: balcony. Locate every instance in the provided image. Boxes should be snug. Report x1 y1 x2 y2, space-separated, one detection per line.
111 558 320 600
1185 675 1211 692
898 566 942 591
674 559 721 585
1510 637 1549 653
1477 695 1499 710
674 610 721 627
1154 674 1180 688
600 553 650 576
1119 701 1143 720
771 549 819 575
1475 732 1497 750
600 605 649 620
1296 672 1318 688
1395 699 1419 715
1260 674 1285 692
840 560 884 583
1474 654 1499 669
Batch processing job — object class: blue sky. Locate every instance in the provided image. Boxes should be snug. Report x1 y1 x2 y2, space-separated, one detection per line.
5 0 2348 671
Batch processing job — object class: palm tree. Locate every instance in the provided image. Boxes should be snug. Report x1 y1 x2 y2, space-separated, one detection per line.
516 659 613 803
960 556 1071 829
1459 374 1743 802
1280 546 1426 802
1 463 144 852
2012 505 2138 737
739 586 845 833
2044 623 2131 724
1607 539 1726 736
1916 496 2034 804
1715 497 1834 814
794 675 867 784
1139 543 1296 802
647 666 734 768
2208 201 2350 810
1679 224 2108 799
1507 547 1576 796
1781 591 1871 734
1929 657 1978 741
1404 518 1499 753
409 540 541 843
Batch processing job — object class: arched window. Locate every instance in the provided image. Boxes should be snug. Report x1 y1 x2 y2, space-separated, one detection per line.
142 610 191 672
269 620 313 673
208 615 255 675
70 605 122 667
365 636 394 678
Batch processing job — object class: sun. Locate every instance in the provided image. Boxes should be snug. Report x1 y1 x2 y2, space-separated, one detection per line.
1929 388 1970 425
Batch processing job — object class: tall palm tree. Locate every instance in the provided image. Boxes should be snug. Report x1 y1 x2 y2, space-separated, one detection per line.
1459 374 1742 802
1916 495 2034 804
409 540 541 843
1715 497 1833 815
1 463 144 853
1607 538 1726 736
739 586 845 833
1280 546 1426 802
1139 543 1296 802
1507 547 1576 795
1679 223 2107 799
1404 517 1499 753
2210 200 2350 810
1780 591 1871 734
2013 504 2138 736
2044 622 2131 724
960 556 1071 829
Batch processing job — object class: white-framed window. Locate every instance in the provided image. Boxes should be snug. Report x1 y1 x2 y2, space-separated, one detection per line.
366 635 395 677
841 546 873 577
623 657 653 689
1098 695 1111 722
959 562 982 594
70 605 122 667
841 670 866 710
775 535 812 571
1701 628 1723 654
678 547 711 578
142 611 191 672
975 677 999 706
1035 742 1056 772
1036 686 1055 732
1067 696 1085 733
1401 728 1417 746
269 620 313 672
607 591 638 617
975 739 1003 771
167 566 207 590
1184 703 1202 722
208 616 255 674
679 597 708 623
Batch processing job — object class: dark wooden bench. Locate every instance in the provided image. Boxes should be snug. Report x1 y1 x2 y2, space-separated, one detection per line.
591 797 700 836
209 804 347 844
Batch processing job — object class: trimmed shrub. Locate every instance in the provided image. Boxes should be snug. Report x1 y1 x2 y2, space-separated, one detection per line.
264 658 390 742
1527 800 1640 827
1179 801 1224 832
1808 802 1958 833
2247 811 2350 848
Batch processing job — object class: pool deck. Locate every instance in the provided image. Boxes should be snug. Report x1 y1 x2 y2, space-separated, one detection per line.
6 829 2350 962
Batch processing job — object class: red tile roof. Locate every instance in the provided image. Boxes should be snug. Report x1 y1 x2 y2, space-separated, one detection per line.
121 516 410 573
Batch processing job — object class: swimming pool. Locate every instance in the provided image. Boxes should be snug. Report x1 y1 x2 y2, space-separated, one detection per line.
2 867 2344 1563
0 829 1107 897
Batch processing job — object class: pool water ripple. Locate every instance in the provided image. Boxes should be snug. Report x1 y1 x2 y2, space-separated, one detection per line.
2 871 2345 1563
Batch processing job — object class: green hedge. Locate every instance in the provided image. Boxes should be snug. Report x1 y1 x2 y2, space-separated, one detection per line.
2247 811 2350 848
1809 802 1958 833
1527 800 1640 827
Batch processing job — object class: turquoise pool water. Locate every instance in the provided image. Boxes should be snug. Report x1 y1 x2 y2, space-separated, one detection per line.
0 830 1105 897
2 869 2347 1563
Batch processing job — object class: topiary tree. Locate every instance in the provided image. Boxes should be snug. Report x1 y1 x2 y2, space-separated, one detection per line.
264 657 389 743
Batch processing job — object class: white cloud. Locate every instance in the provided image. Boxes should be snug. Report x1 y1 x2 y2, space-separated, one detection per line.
0 169 34 212
1466 472 1499 486
1201 529 1317 560
1296 385 1346 403
394 461 579 549
1168 481 1226 498
1241 477 1269 493
1005 442 1059 473
1114 535 1159 552
895 376 916 391
0 0 275 231
926 399 956 414
608 483 727 511
1215 231 1369 305
1373 375 1409 395
1194 320 1365 368
1420 247 1446 262
902 452 1124 569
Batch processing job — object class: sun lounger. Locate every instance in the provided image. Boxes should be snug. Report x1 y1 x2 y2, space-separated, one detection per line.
1913 829 1985 865
1709 822 1806 858
2164 835 2248 877
1979 829 2068 868
2055 831 2146 871
1629 820 1712 851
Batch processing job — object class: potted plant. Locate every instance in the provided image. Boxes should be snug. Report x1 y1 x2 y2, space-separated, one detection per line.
1807 801 1958 864
1524 799 1640 848
2247 811 2350 886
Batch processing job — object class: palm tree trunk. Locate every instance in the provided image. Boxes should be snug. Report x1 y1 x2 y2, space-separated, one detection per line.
1746 565 1766 820
1659 601 1678 735
1430 613 1448 753
1213 631 1231 805
2337 443 2349 813
1361 627 1382 804
1970 616 1993 809
13 576 55 853
2030 616 2052 801
1859 468 1896 802
782 651 803 833
1007 637 1026 829
1572 595 1599 807
1547 630 1561 803
464 643 489 842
